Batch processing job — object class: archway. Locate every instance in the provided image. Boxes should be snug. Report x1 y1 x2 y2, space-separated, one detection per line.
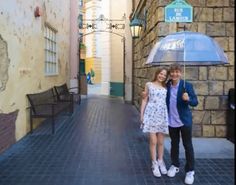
78 30 126 98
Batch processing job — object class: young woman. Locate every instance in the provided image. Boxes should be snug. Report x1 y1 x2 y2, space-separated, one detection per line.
140 67 169 177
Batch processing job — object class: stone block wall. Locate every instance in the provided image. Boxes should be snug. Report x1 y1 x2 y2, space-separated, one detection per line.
132 0 235 137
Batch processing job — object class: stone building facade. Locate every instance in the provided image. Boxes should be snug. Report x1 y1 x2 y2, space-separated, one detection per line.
132 0 235 137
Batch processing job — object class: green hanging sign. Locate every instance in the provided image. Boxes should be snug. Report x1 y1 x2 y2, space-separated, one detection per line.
165 0 193 22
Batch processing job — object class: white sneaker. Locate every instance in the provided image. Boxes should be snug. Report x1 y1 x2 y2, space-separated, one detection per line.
167 165 179 177
152 161 161 177
184 171 195 184
158 159 167 174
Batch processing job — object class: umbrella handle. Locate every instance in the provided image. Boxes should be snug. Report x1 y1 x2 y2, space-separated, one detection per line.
183 81 186 93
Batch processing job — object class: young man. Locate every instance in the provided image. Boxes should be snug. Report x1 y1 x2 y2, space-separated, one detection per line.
166 63 198 185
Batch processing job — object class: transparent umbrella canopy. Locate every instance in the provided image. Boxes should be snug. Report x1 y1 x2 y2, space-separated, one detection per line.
146 31 229 86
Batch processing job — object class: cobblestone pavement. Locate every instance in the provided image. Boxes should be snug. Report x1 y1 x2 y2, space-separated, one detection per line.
0 96 234 185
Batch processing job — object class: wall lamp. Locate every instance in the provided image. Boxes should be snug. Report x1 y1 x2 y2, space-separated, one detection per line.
129 8 147 39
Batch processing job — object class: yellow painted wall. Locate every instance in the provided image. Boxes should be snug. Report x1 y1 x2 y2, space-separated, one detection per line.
94 58 101 83
0 0 71 140
85 57 94 74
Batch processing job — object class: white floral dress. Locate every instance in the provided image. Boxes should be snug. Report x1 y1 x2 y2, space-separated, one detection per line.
142 82 169 134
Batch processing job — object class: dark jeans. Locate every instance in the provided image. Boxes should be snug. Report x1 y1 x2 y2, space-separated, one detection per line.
169 125 194 172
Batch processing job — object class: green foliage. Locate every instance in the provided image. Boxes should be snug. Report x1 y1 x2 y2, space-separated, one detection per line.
90 68 95 77
80 43 86 49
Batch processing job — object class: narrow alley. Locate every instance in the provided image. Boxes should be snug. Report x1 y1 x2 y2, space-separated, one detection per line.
0 96 234 185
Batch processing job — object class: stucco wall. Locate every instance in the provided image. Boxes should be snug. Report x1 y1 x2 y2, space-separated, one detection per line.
110 1 125 86
0 0 71 140
132 0 235 137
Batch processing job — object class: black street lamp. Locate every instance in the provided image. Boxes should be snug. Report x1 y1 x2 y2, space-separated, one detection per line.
129 17 143 39
129 9 147 39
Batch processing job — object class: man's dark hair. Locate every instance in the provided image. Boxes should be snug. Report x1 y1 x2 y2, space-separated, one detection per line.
169 63 182 72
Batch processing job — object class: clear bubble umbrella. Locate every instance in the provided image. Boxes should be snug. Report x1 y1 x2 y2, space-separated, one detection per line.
146 31 229 87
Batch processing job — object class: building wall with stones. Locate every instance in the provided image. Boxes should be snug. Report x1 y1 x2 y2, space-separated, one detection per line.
132 0 234 137
0 0 75 152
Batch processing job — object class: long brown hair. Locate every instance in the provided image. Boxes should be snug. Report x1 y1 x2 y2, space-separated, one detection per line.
151 67 169 87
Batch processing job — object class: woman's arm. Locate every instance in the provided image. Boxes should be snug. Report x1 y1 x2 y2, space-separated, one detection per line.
140 83 149 122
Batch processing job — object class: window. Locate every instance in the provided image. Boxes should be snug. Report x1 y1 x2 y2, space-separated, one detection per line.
44 24 57 75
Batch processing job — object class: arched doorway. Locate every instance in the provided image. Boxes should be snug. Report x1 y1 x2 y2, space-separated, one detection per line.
78 31 126 98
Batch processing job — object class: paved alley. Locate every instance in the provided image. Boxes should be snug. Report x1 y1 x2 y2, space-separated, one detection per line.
0 96 234 185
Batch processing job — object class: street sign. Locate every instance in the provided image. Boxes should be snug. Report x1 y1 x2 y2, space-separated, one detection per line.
165 0 193 22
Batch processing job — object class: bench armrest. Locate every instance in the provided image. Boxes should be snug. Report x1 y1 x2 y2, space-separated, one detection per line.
29 102 59 115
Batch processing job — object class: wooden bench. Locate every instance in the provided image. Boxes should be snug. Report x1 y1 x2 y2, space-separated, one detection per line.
54 83 81 105
26 88 73 134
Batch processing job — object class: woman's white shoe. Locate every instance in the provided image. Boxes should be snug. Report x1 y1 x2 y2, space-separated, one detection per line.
152 161 161 177
158 160 167 174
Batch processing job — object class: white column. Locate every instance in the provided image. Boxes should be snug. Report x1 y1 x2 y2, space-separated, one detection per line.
99 0 111 95
100 33 111 95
